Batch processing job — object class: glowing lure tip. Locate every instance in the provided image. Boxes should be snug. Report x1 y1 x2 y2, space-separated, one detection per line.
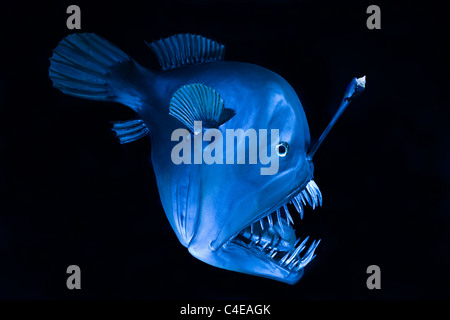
356 75 366 88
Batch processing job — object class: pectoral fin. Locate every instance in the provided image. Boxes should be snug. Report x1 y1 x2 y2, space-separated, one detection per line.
111 119 149 144
169 83 235 133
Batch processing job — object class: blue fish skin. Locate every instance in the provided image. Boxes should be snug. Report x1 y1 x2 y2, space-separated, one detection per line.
49 33 318 284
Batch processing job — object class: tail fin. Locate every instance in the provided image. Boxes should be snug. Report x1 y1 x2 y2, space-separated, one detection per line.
49 33 144 111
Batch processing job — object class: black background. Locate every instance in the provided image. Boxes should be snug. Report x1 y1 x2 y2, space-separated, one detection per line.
0 0 448 299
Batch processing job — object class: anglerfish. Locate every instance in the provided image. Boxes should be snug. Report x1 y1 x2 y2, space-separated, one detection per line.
49 33 365 284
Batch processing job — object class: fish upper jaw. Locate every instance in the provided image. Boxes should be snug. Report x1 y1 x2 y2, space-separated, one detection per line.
210 170 314 251
209 157 314 250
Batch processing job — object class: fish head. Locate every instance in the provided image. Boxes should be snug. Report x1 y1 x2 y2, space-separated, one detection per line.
159 63 322 284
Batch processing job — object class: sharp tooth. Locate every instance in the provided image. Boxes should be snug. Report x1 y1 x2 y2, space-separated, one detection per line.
292 195 302 212
285 236 309 265
295 254 316 271
283 205 294 226
302 189 313 207
279 251 290 265
311 185 319 208
276 209 284 233
260 219 264 230
304 239 318 256
297 239 321 269
297 253 316 270
268 248 277 258
306 182 313 194
289 237 301 251
293 196 304 220
310 180 322 206
293 237 302 247
306 183 317 209
267 214 273 228
299 192 307 206
250 223 254 234
289 260 299 270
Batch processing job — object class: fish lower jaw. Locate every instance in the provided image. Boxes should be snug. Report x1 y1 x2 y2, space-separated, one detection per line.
225 180 323 274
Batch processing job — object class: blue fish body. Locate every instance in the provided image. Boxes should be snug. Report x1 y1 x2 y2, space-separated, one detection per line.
49 33 353 284
152 62 314 284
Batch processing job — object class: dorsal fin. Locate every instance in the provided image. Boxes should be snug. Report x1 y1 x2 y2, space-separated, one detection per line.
146 34 225 71
169 83 235 133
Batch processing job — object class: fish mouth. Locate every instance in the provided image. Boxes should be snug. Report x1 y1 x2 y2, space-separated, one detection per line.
222 180 322 280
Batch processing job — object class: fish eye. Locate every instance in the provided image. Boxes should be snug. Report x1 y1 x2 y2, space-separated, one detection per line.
276 142 289 157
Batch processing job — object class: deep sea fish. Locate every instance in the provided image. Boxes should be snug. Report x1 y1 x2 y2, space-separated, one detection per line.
48 33 365 284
